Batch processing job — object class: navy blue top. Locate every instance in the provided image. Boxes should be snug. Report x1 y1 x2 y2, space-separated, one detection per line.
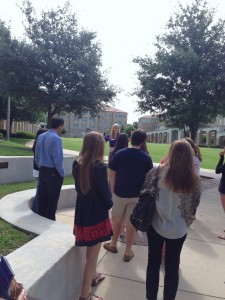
215 155 225 193
109 148 153 198
73 160 113 226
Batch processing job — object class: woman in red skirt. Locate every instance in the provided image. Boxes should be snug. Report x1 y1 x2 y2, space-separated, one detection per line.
73 132 113 300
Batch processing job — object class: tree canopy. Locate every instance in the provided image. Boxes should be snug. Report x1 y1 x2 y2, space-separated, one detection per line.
134 0 225 141
0 20 41 129
20 0 117 126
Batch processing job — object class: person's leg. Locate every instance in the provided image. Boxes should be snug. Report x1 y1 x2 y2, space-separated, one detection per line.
107 195 126 248
80 243 102 299
124 222 135 256
163 234 186 300
38 173 48 217
124 198 138 257
45 172 63 221
218 193 225 239
32 178 39 213
146 226 164 300
220 193 225 212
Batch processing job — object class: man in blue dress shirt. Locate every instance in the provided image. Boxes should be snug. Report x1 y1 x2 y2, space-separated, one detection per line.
35 117 65 220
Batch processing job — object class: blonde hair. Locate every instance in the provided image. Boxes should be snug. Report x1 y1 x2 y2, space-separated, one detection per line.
164 139 200 194
78 131 105 194
110 123 120 139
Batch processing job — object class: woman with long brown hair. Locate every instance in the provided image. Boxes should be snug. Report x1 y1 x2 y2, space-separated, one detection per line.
145 139 201 300
72 132 113 300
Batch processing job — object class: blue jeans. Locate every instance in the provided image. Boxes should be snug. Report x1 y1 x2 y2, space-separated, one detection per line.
146 226 186 300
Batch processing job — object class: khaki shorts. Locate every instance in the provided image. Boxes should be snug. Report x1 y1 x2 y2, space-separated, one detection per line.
112 194 138 223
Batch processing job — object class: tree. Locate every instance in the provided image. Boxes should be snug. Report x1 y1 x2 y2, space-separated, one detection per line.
21 1 117 127
121 124 135 137
133 121 138 129
134 0 225 141
0 21 43 131
1 96 43 129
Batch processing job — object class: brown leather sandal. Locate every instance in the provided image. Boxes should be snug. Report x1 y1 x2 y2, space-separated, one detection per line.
91 273 105 287
123 250 134 262
103 242 118 253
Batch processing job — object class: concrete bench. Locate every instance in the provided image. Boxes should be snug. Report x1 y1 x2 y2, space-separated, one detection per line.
0 154 76 184
0 185 86 300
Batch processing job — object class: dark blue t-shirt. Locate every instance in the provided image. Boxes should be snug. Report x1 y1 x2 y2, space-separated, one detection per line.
109 147 153 198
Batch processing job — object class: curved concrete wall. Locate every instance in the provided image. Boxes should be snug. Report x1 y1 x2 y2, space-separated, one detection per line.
0 154 76 184
0 186 86 300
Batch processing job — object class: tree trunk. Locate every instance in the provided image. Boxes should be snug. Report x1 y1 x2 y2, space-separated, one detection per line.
190 127 198 142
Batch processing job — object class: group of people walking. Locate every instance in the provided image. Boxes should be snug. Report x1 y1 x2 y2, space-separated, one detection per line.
31 118 225 300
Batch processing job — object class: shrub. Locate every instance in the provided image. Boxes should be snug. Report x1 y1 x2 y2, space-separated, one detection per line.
199 144 221 149
11 131 35 139
0 129 7 137
0 133 4 140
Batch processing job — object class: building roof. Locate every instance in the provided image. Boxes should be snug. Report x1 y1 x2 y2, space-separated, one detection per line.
103 105 128 114
139 114 156 119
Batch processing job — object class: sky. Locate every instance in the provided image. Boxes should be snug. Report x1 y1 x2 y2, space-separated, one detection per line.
1 0 225 123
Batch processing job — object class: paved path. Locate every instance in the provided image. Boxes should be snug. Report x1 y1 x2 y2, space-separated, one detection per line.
28 140 225 299
56 186 225 300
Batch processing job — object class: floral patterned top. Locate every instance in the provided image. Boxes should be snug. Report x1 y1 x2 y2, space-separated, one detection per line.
142 166 201 238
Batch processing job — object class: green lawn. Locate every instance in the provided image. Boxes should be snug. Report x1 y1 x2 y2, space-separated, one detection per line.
0 137 222 170
0 219 35 256
61 138 222 170
62 137 110 156
0 138 33 156
0 175 74 255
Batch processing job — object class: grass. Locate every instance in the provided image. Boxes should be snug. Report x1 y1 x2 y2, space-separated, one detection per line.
0 137 222 169
0 220 35 256
61 137 110 156
0 138 33 156
64 138 221 170
0 175 74 255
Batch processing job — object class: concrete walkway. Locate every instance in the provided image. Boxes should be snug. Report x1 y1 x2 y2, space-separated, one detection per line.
56 169 225 300
27 141 225 299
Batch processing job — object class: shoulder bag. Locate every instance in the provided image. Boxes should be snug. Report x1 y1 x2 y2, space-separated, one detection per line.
130 166 160 232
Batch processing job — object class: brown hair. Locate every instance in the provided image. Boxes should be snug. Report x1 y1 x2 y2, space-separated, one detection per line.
111 133 128 155
78 131 105 194
184 137 202 162
164 139 200 194
32 128 47 152
140 141 149 154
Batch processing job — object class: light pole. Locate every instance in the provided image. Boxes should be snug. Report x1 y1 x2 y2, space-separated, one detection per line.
6 96 10 141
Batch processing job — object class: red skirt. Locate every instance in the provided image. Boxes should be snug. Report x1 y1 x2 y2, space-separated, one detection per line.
74 218 113 246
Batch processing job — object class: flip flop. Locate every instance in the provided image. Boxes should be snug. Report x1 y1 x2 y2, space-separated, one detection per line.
218 235 225 240
103 242 118 253
123 250 134 262
91 273 105 287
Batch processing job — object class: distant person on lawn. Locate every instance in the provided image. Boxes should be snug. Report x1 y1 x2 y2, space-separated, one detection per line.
35 117 65 221
104 129 153 262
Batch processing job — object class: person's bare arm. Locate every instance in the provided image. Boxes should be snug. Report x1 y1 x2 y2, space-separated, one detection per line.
109 169 116 194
